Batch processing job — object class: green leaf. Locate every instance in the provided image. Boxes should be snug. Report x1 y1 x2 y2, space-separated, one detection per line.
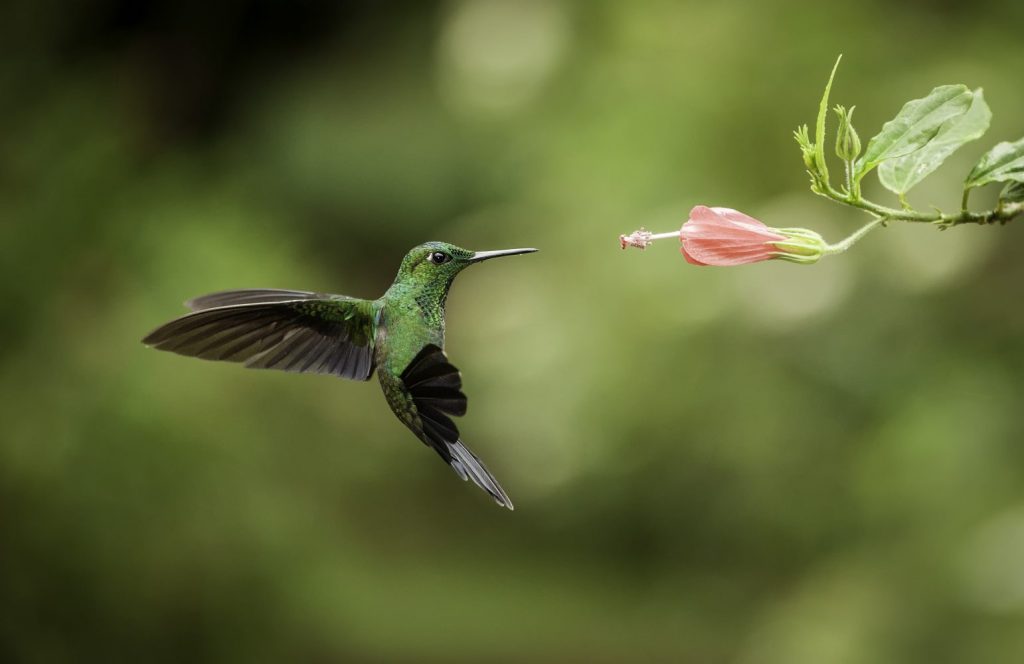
1001 181 1024 204
878 89 990 195
964 137 1024 189
855 85 974 179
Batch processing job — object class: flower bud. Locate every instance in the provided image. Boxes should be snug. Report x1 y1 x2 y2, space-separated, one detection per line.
679 206 827 266
833 105 861 162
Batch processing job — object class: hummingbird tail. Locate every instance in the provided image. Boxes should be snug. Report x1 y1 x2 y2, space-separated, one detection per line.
447 440 514 511
397 344 514 510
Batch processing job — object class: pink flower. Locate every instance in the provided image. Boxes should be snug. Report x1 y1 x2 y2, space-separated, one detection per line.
618 206 829 265
679 206 788 266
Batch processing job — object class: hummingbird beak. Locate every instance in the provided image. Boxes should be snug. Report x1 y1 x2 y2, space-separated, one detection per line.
469 248 538 263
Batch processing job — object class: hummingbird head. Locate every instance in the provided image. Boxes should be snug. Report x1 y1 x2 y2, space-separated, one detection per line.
395 241 538 288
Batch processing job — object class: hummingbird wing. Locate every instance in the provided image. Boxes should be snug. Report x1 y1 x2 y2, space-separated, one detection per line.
184 288 333 311
142 292 377 380
399 344 513 510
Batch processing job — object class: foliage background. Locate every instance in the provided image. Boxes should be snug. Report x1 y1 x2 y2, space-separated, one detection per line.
3 0 1024 661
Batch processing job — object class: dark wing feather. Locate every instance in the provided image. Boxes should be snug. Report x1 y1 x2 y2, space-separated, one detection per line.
400 345 512 509
186 288 336 311
143 296 377 381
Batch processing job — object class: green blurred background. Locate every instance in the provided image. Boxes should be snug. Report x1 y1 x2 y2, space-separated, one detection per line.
3 0 1024 661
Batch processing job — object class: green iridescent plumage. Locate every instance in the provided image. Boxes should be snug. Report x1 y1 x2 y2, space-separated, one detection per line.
142 241 536 509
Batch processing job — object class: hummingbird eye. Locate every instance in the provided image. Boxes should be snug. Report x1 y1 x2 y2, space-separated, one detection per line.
427 251 452 265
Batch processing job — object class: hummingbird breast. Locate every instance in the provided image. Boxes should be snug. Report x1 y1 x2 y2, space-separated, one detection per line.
375 294 447 440
376 293 446 378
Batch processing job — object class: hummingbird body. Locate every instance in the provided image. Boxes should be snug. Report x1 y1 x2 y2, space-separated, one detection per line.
143 241 536 509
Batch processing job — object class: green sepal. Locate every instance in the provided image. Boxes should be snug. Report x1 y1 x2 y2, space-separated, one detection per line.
771 227 828 264
813 55 843 184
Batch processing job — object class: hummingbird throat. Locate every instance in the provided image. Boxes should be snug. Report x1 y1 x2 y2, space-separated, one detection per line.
413 282 451 327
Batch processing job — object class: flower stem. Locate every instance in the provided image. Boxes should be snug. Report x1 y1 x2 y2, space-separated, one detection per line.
824 218 884 255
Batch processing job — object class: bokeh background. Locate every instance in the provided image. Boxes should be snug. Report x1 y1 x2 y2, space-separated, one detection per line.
3 0 1024 661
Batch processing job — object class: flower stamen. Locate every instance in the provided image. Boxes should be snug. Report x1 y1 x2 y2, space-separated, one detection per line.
620 228 654 250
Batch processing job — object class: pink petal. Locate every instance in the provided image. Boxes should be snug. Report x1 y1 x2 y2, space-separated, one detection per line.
709 207 767 227
685 206 784 242
682 240 777 265
680 245 708 265
679 205 784 266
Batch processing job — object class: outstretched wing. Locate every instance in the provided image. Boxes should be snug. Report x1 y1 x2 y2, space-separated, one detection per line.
399 344 513 509
185 288 333 311
143 289 377 380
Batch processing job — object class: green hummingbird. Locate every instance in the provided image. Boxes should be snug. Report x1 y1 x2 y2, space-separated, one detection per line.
142 242 536 510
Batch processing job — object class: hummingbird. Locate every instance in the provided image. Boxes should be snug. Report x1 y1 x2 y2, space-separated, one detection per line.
142 242 536 510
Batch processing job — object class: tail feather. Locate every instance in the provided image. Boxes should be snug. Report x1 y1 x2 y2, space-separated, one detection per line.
447 440 513 510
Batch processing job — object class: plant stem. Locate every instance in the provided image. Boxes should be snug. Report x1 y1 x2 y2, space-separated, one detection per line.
815 182 1021 227
825 218 884 254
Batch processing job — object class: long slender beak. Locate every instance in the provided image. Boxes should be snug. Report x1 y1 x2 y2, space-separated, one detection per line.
469 247 538 263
